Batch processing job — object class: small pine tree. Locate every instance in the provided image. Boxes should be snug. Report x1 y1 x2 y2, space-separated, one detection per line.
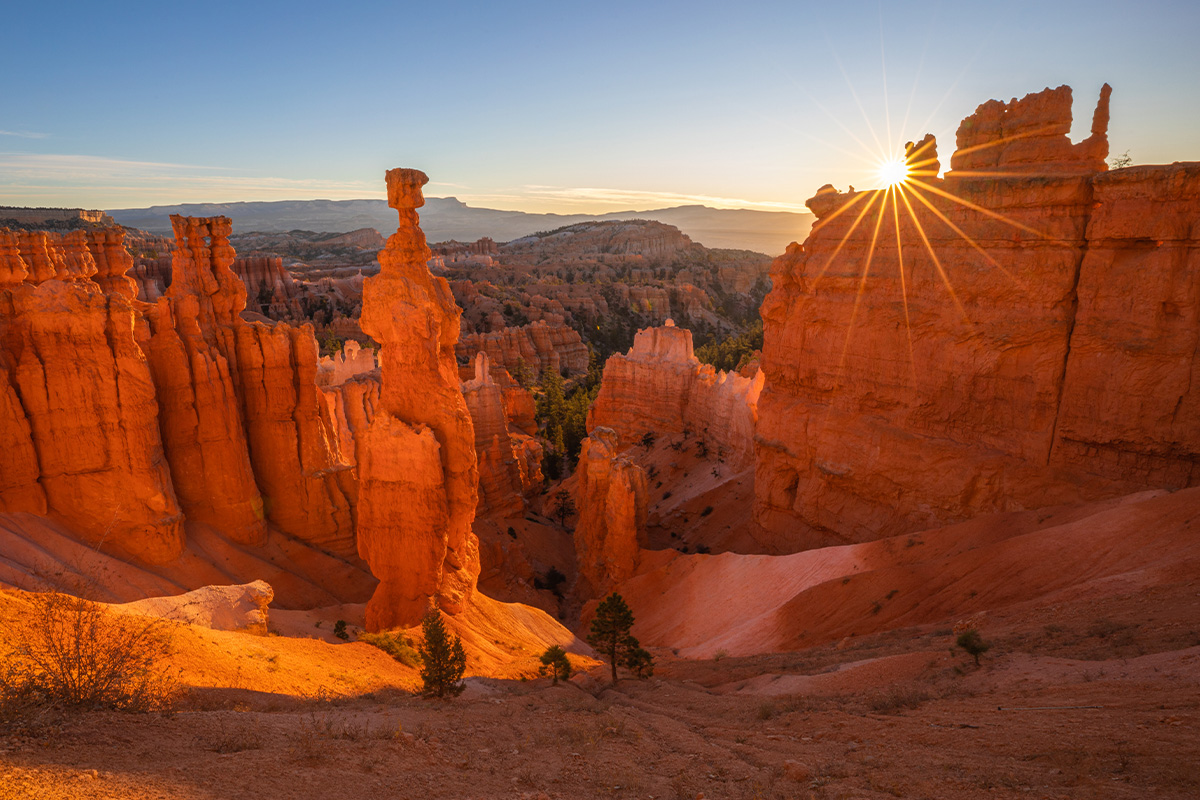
538 645 572 685
416 605 466 698
587 593 639 685
551 488 576 527
625 646 655 679
333 620 349 641
956 628 990 666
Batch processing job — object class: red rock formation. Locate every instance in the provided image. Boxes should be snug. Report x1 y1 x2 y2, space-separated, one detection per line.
456 319 589 377
316 339 377 387
356 168 481 629
234 255 303 318
573 427 648 597
462 352 531 519
754 84 1199 548
145 215 356 554
0 227 184 562
589 321 763 469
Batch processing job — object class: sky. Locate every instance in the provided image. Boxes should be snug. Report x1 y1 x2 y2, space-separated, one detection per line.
2 0 1198 213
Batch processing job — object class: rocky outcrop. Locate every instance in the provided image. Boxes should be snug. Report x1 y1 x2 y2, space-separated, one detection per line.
0 228 184 562
588 320 763 469
142 216 357 555
112 580 274 635
754 84 1200 548
317 339 377 387
234 255 303 318
573 427 648 597
456 319 589 377
462 353 531 518
356 168 481 630
461 352 545 519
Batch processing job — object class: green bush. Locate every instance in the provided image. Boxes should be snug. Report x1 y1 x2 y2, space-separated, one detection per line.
359 631 422 669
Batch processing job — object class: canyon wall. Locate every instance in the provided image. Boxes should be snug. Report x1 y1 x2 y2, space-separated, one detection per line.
456 319 589 378
754 84 1200 548
461 352 543 519
588 320 763 469
0 217 360 564
356 168 481 630
0 228 184 562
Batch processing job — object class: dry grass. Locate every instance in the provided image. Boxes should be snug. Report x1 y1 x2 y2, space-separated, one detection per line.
0 591 177 722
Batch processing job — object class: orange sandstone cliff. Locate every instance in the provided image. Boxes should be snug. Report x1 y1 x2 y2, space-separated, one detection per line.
588 320 763 469
754 84 1200 548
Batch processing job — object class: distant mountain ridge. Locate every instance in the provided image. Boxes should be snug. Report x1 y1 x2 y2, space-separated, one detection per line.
108 196 812 256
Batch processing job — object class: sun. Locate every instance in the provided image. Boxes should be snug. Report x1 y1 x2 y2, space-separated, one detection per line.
877 158 909 187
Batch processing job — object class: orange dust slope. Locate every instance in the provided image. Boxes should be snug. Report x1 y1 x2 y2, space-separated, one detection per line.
0 514 375 608
0 587 592 696
620 487 1200 658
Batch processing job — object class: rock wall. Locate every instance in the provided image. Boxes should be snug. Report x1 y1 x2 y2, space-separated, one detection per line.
572 427 648 598
456 319 589 377
0 217 361 564
754 84 1200 548
588 320 763 469
356 168 481 630
234 255 303 318
0 229 184 562
462 352 536 519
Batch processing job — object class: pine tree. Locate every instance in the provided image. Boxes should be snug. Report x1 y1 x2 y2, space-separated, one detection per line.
586 593 648 685
538 645 572 685
416 605 466 698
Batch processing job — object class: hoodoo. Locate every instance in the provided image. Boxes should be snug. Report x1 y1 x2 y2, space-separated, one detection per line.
356 168 482 630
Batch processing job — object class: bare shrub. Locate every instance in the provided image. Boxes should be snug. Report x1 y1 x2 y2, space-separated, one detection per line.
1 591 177 714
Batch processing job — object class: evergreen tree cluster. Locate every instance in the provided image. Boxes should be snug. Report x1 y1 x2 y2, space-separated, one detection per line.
694 319 763 373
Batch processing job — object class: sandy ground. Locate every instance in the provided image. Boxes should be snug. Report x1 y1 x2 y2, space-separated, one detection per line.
3 578 1198 800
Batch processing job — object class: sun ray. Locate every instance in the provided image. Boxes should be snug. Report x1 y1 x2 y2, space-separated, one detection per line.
835 184 892 384
824 33 888 158
889 185 918 384
903 180 1029 292
912 179 1050 240
809 190 884 293
772 64 889 166
896 183 973 329
879 6 893 155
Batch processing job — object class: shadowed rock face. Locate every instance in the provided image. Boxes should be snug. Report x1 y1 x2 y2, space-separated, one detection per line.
573 427 648 598
357 168 481 630
754 84 1200 548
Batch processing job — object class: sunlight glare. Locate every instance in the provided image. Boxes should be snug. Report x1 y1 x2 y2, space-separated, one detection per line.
878 159 909 187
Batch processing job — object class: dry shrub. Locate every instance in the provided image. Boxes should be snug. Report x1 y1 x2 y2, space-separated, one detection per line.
1 591 177 715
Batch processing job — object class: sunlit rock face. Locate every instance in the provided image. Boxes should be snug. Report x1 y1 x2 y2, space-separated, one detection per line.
588 320 763 470
0 228 184 562
0 218 361 565
357 168 481 630
146 215 356 555
754 84 1200 549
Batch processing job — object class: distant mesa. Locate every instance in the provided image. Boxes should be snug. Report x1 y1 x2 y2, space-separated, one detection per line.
108 196 814 257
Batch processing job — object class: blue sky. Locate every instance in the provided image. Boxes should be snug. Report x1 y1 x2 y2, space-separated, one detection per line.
2 0 1197 211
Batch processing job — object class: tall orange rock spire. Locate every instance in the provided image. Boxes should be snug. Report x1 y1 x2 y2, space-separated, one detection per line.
357 168 481 630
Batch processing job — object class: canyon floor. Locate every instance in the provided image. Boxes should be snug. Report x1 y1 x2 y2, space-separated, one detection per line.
2 570 1197 800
